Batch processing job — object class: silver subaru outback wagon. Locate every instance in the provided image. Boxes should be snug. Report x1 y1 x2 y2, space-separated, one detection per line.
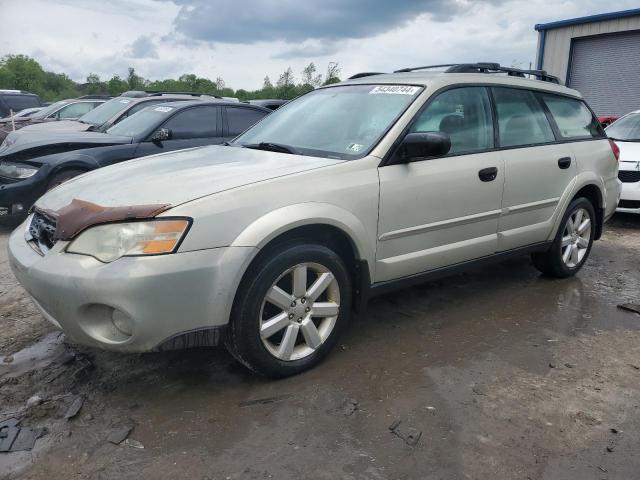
8 63 621 377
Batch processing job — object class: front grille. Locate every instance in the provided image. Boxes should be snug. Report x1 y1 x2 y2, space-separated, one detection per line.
618 170 640 183
619 200 640 209
26 210 57 254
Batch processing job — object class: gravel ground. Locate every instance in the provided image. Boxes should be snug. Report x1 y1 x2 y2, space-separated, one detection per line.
0 214 639 480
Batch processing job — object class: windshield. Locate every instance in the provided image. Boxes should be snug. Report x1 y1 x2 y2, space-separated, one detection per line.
79 97 135 126
106 104 176 138
233 84 423 159
606 112 640 141
31 101 68 119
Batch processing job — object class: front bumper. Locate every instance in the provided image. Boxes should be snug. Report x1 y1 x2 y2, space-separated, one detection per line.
0 174 46 218
8 224 256 352
617 177 640 214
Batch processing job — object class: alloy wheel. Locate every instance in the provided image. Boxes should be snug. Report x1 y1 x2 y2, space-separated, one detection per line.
259 262 341 361
561 207 591 268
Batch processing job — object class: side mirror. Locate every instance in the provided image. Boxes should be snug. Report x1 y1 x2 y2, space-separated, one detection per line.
394 132 451 163
150 128 171 142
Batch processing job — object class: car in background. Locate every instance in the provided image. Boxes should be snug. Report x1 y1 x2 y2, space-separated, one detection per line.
606 110 640 213
0 90 42 118
11 107 44 118
0 100 270 218
17 92 227 136
598 115 619 128
247 99 288 110
0 97 107 141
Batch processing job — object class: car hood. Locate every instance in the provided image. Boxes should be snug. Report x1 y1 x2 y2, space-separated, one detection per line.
616 140 640 169
0 130 131 161
19 120 91 133
38 145 344 211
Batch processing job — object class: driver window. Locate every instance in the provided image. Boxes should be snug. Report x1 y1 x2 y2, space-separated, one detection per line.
411 87 494 155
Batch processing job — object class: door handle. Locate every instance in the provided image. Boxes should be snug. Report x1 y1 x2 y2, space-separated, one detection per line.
558 157 572 169
478 167 498 182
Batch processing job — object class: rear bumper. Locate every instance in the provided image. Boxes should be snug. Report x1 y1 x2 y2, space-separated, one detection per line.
8 223 256 352
617 177 640 213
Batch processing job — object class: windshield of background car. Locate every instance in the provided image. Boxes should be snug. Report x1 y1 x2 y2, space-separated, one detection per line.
606 113 640 141
30 100 68 119
233 84 423 159
105 104 176 138
79 97 135 126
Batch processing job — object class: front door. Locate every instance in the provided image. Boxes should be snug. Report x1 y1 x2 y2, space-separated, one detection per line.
376 86 504 282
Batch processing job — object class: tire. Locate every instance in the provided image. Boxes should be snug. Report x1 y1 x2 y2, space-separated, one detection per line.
47 169 85 191
532 197 596 278
226 242 352 378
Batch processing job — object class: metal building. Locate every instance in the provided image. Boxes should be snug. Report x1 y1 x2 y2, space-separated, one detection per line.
535 8 640 116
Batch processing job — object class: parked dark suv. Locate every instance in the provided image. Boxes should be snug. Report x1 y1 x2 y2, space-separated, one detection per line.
0 100 270 218
0 90 42 118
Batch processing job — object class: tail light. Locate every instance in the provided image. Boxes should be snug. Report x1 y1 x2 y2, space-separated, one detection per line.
609 138 620 161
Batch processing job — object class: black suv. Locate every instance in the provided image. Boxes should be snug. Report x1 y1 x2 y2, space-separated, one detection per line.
0 100 270 218
0 90 42 118
16 92 227 136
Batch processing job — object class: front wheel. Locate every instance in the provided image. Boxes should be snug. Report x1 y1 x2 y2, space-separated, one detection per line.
226 243 352 377
532 197 596 278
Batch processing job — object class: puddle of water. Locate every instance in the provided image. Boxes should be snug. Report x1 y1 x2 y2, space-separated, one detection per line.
0 331 65 378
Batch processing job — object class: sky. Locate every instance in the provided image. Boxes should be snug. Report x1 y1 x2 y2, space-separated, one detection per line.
1 0 638 90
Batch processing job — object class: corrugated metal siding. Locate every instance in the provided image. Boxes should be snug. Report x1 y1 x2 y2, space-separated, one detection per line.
540 15 640 80
568 31 640 116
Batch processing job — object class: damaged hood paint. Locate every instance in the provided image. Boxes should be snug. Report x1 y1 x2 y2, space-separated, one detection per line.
37 145 344 211
0 131 132 161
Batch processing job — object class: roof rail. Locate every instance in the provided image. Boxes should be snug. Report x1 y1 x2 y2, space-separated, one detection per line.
144 91 223 99
77 95 112 100
348 72 385 79
394 63 560 83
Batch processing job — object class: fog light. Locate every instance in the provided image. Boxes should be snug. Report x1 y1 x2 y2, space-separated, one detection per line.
112 309 134 336
11 204 24 215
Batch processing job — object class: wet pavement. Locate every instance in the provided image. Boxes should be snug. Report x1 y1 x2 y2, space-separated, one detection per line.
1 214 639 479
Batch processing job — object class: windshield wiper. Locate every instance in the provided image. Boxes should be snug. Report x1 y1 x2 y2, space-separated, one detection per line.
242 142 299 155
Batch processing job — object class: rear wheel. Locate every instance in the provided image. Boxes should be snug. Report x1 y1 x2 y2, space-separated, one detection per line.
226 243 351 377
532 197 595 278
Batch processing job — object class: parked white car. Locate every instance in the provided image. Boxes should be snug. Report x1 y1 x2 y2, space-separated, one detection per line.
8 63 620 377
606 110 640 213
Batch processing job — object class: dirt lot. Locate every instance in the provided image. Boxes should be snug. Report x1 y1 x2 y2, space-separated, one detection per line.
1 215 639 480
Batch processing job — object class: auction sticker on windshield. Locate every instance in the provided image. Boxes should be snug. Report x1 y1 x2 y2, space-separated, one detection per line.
154 106 173 112
369 85 420 95
119 99 132 103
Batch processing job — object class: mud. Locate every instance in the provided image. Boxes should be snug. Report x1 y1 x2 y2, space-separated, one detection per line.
1 215 639 479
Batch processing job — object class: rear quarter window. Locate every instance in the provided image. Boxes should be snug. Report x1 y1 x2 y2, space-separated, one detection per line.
539 94 603 140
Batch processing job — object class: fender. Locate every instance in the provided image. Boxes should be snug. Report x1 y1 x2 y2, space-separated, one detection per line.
230 202 376 280
548 172 604 240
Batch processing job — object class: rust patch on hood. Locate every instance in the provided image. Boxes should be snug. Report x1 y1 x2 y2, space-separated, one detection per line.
40 199 171 240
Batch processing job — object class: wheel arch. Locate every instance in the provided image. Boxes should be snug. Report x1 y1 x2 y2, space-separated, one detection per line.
571 183 604 240
230 203 375 314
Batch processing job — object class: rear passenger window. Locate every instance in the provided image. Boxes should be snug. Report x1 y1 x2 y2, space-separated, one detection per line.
227 107 268 136
411 87 494 154
540 94 602 139
162 106 219 139
492 87 555 147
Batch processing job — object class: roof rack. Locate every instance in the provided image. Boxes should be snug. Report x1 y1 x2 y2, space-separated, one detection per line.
348 72 385 80
77 95 112 100
144 91 224 99
393 63 560 84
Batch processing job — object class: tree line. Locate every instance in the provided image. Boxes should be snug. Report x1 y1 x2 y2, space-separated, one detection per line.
0 55 342 102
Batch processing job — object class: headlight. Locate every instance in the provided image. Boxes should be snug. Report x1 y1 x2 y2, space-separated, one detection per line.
67 219 190 263
0 161 38 179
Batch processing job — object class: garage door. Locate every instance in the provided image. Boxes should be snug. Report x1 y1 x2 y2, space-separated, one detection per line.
568 31 640 116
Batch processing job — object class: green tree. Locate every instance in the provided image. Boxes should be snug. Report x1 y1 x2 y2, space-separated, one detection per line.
107 75 128 96
276 67 296 99
323 62 341 85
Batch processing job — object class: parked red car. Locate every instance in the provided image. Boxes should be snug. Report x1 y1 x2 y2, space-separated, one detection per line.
598 115 619 128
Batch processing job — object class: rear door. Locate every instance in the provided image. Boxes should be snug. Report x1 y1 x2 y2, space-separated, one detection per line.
493 87 576 251
133 105 221 158
376 86 504 282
